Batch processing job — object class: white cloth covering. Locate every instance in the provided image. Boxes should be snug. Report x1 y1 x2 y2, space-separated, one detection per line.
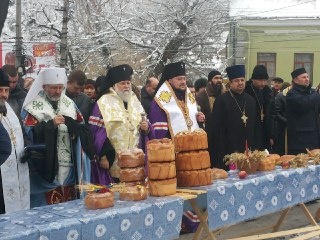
22 67 67 109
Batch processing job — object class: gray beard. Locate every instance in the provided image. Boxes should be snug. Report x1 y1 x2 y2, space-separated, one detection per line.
116 89 131 102
45 92 60 102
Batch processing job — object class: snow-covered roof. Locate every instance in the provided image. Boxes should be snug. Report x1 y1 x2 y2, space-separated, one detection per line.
229 0 320 19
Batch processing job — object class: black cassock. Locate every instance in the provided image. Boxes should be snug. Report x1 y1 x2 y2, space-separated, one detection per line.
210 90 257 170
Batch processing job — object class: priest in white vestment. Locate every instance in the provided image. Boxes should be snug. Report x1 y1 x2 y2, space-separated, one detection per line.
0 68 30 214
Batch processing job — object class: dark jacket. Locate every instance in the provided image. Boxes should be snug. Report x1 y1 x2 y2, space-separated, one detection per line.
141 86 153 115
245 80 272 150
0 122 11 166
66 91 92 123
286 84 320 154
8 85 27 118
211 91 257 170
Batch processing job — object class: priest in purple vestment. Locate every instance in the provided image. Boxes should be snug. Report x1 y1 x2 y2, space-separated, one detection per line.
89 64 154 184
148 61 206 139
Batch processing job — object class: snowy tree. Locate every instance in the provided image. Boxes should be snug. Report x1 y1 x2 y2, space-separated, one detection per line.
2 0 230 81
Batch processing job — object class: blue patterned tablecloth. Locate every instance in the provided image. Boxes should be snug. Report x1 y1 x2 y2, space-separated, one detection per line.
0 195 183 240
193 165 320 231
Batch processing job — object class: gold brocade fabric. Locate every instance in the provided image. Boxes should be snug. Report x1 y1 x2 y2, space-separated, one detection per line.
97 89 144 178
209 96 215 112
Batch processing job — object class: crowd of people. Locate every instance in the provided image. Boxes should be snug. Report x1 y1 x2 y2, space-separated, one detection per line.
0 61 318 215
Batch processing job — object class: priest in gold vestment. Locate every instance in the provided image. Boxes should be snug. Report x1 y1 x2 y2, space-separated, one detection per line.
89 64 153 183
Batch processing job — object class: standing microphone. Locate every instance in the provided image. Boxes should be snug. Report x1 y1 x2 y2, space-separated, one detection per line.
197 105 205 129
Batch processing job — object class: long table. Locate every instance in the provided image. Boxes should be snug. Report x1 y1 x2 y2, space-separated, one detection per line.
182 165 320 239
0 195 184 240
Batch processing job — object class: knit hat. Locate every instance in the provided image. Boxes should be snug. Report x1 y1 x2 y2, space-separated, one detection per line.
226 65 245 81
0 69 9 87
291 68 307 79
208 70 221 81
251 65 269 80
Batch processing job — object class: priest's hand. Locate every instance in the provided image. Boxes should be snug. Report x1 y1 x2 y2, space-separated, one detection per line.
53 115 65 127
140 121 148 132
196 112 205 123
100 155 109 169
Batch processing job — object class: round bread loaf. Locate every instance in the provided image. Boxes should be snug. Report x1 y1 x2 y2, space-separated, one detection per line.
147 138 175 162
276 155 295 165
119 167 146 182
211 168 228 180
118 148 145 168
148 162 176 180
177 168 212 187
84 191 114 209
149 178 177 196
174 129 208 152
258 154 278 171
119 185 148 201
176 150 210 170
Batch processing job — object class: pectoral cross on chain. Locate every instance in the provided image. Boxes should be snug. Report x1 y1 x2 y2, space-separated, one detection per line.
241 113 248 127
260 111 264 122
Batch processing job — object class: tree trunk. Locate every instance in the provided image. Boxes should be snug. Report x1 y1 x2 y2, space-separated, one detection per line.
60 0 69 68
0 0 10 36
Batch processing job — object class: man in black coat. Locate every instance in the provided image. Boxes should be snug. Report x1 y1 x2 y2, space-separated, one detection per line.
211 65 256 170
245 65 272 150
286 68 320 154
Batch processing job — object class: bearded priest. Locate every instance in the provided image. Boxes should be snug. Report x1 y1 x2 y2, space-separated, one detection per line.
89 64 153 183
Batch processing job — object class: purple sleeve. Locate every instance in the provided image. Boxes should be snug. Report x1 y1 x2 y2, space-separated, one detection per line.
148 99 169 139
88 103 107 156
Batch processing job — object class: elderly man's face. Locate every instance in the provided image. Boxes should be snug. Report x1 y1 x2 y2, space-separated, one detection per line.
0 87 10 102
169 75 187 93
294 73 309 87
114 80 132 102
43 84 65 101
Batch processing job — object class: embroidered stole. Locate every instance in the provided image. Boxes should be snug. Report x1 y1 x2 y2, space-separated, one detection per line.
1 103 30 213
24 93 77 184
154 81 199 137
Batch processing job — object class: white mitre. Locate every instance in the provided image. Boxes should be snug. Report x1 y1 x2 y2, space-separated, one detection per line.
22 67 67 108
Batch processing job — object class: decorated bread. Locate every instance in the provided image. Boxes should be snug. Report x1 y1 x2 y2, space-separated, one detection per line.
148 162 176 180
258 154 278 171
176 150 211 171
149 178 177 196
177 168 212 187
118 148 145 168
275 155 295 165
211 168 228 180
84 191 114 209
174 129 208 152
147 138 175 162
119 184 148 201
119 167 146 182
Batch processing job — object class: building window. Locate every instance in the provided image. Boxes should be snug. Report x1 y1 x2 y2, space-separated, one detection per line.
257 53 276 78
294 53 313 82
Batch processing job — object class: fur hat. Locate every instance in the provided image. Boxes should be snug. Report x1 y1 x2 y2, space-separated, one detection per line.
226 65 245 81
251 65 269 80
291 68 307 79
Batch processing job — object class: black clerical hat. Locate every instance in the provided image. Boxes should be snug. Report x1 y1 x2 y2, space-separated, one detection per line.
226 65 245 81
208 70 221 81
251 65 269 80
291 68 307 79
0 69 9 87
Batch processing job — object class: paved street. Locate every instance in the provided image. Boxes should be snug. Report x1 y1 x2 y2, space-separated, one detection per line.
179 200 320 239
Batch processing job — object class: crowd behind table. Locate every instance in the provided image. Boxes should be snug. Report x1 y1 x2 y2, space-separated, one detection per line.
0 59 319 235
